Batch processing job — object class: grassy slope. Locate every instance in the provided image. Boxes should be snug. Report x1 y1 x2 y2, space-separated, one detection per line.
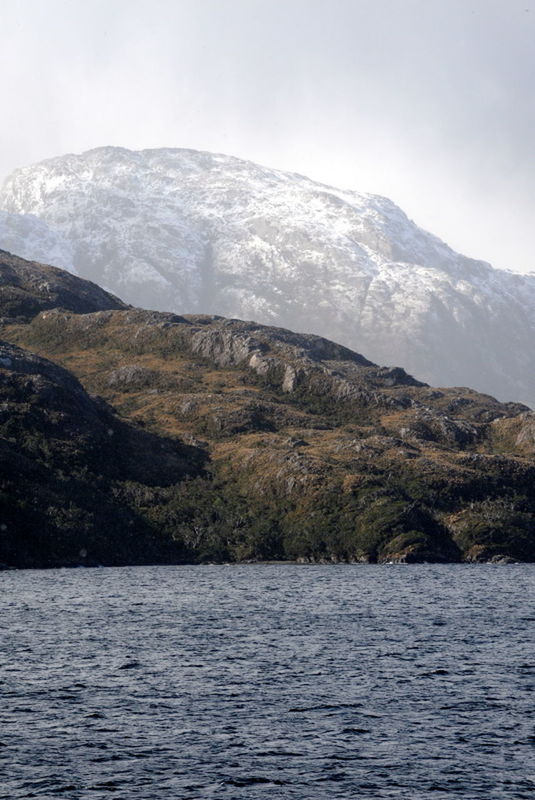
4 302 535 565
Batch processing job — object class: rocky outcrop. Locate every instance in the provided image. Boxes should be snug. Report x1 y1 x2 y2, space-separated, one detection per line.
0 249 128 322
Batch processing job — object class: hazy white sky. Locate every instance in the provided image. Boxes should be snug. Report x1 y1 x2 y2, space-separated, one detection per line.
1 0 534 271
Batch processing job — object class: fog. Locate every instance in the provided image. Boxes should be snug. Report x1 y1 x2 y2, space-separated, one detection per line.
1 0 534 271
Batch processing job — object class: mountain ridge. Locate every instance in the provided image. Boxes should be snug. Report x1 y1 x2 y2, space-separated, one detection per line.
1 146 534 406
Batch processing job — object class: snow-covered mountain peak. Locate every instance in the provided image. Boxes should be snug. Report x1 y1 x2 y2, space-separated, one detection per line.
1 145 534 406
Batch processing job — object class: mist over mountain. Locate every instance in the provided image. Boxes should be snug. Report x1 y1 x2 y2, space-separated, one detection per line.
1 146 534 406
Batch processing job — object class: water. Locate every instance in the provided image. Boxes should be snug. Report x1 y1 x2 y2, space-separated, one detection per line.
1 564 534 799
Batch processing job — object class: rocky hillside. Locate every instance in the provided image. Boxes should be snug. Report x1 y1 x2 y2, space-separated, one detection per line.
1 146 535 406
2 253 535 567
0 339 207 568
0 249 127 323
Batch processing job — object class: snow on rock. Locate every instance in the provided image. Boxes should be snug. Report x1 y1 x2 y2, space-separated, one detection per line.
1 145 534 406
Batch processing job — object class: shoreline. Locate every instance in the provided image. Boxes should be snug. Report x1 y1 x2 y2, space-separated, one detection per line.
1 557 526 572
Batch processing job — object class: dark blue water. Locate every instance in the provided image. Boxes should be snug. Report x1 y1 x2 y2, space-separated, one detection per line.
1 564 534 799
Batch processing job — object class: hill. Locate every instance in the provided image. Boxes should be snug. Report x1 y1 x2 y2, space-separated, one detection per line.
2 252 535 566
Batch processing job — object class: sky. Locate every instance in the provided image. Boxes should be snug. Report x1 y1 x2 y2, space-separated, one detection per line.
1 0 534 272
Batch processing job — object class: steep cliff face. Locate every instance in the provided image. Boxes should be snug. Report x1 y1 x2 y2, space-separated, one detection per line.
2 254 535 567
1 146 535 405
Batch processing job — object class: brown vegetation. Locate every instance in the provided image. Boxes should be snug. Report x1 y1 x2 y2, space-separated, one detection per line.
1 251 535 566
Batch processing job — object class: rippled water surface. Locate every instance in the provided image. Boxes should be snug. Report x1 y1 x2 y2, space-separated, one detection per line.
1 564 534 799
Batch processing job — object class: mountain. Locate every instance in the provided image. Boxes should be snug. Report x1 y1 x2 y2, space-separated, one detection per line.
2 252 535 567
0 209 76 273
1 147 535 407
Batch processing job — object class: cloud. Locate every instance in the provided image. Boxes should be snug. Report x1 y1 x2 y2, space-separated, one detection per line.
1 0 534 271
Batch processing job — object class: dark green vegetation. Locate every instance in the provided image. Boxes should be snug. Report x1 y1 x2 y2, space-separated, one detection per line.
2 249 535 567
